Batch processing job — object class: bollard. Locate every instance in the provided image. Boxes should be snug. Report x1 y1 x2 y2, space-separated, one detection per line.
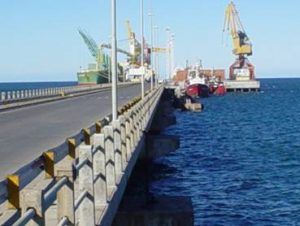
92 134 107 207
78 145 95 226
112 120 123 181
104 126 116 197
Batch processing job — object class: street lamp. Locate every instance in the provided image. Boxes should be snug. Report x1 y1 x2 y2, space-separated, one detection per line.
148 12 154 90
170 33 175 80
140 0 145 99
154 25 159 86
111 0 118 121
165 27 171 80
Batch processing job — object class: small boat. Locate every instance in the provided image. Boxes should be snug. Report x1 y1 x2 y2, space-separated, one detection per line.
214 84 226 95
185 67 209 98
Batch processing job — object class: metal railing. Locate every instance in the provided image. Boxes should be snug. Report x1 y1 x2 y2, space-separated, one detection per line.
0 82 135 105
0 85 163 226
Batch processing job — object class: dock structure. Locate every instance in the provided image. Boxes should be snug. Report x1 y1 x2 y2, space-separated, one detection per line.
224 80 260 92
0 83 193 226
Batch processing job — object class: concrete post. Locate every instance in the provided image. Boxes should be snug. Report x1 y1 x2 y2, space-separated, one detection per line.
7 91 11 100
78 145 95 226
56 170 75 225
129 111 136 149
132 107 138 146
104 126 116 197
20 188 45 226
125 113 132 160
92 134 107 207
112 120 123 181
16 91 20 99
12 91 16 100
119 116 127 170
21 90 24 98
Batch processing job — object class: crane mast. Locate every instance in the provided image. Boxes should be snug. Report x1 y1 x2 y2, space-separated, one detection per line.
223 1 255 80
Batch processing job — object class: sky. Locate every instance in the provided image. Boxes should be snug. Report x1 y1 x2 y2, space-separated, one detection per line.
0 0 300 82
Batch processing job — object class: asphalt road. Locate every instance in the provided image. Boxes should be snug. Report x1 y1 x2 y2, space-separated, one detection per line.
0 83 145 178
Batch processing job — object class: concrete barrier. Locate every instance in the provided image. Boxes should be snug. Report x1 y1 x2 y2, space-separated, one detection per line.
0 86 163 226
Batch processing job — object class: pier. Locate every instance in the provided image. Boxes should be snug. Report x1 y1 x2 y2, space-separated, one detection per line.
224 80 261 92
0 83 193 226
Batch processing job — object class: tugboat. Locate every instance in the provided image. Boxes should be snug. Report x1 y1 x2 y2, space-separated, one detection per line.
185 66 209 98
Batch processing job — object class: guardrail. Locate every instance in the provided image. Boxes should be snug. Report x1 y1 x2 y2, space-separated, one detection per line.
0 85 163 226
0 82 135 105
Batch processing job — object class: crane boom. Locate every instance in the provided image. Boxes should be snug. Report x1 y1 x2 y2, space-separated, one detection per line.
100 43 133 57
223 1 252 56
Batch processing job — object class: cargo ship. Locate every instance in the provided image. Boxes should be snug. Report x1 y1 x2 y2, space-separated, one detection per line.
77 64 109 85
77 29 114 85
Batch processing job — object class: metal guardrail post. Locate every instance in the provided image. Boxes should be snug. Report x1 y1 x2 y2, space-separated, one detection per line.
104 126 116 197
92 133 107 207
78 145 95 226
1 91 5 101
112 120 122 181
119 115 127 171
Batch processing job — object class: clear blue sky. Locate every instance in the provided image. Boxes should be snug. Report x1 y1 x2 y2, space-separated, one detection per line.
0 0 300 82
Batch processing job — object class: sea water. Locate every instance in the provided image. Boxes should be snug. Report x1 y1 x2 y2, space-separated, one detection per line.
0 81 77 92
151 78 300 226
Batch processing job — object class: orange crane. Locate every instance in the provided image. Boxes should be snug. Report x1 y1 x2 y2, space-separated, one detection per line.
223 1 255 80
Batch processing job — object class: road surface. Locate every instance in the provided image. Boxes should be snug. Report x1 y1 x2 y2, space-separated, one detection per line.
0 83 146 178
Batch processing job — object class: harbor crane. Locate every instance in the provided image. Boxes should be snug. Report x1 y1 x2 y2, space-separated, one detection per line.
223 1 255 80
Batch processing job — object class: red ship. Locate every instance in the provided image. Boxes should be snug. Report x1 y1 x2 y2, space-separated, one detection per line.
185 67 209 98
186 84 209 98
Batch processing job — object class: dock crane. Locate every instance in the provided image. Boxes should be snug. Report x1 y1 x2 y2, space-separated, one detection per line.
78 29 127 80
78 29 108 71
223 1 255 80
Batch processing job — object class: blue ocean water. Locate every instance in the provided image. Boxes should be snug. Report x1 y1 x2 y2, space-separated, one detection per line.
0 81 77 92
151 78 300 226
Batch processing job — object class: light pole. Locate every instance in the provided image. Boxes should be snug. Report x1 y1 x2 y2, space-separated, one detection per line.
170 33 175 80
148 12 154 90
140 0 145 99
111 0 118 121
154 25 159 86
165 27 171 80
